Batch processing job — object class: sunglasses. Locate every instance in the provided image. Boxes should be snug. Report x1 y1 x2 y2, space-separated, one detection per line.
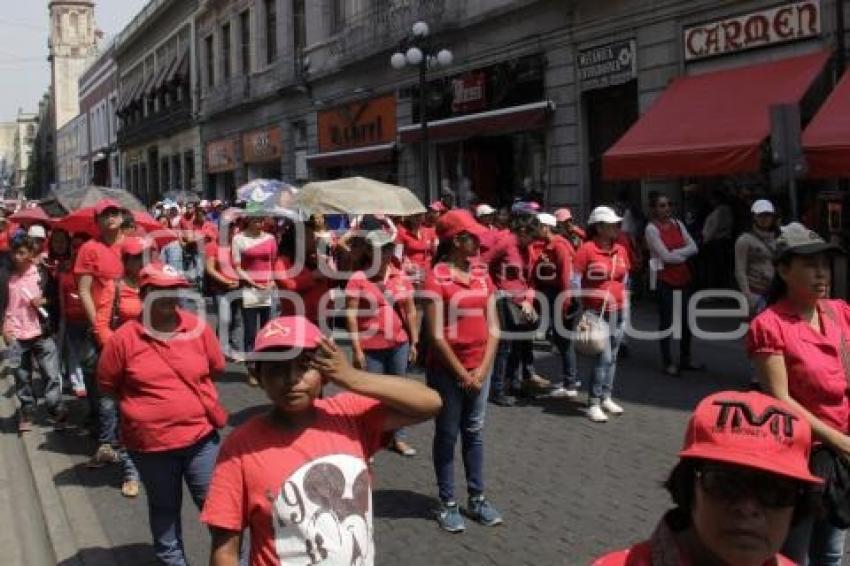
696 466 803 508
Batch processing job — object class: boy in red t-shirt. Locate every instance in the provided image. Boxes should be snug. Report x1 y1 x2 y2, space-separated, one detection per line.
202 316 441 566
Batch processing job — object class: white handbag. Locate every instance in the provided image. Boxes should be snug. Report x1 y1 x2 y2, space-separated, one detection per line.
242 286 273 308
574 255 616 357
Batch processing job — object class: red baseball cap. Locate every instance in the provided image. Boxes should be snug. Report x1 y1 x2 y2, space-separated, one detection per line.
94 198 123 217
679 390 822 484
254 316 323 352
138 263 190 289
121 236 152 256
436 209 488 240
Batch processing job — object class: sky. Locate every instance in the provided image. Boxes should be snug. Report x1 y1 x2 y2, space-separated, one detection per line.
0 0 149 122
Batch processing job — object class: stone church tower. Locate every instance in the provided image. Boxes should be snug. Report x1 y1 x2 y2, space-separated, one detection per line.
48 1 98 131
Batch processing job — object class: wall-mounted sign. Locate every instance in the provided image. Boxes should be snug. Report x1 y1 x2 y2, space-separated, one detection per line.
452 72 487 113
206 139 238 173
577 40 637 92
243 126 282 164
318 94 396 153
684 0 821 62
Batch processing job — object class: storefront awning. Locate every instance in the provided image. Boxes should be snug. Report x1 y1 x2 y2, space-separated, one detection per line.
118 77 144 113
803 71 850 178
307 143 397 168
398 100 556 144
602 50 830 180
167 48 190 86
150 53 177 95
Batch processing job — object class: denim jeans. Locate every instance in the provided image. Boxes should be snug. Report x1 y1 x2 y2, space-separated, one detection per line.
544 290 579 389
782 515 846 565
62 321 89 392
242 306 271 356
587 311 626 405
492 296 538 396
214 293 244 356
130 432 221 566
14 336 63 414
657 282 693 367
491 337 511 399
366 343 410 441
427 365 491 503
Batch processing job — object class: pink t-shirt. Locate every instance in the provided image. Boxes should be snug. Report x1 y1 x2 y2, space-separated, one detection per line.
232 233 277 286
200 393 388 566
345 267 412 351
4 264 43 341
747 299 850 434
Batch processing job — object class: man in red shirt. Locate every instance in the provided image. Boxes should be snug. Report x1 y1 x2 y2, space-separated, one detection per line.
74 198 127 468
201 316 441 566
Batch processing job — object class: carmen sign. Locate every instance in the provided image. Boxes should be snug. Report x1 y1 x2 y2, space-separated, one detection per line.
684 0 821 62
318 94 396 153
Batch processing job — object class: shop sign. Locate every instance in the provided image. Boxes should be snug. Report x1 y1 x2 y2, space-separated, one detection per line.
577 40 637 92
206 139 238 173
318 94 397 153
243 127 282 164
452 72 487 113
684 0 821 62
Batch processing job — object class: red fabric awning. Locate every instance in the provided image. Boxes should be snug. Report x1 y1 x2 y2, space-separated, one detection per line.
399 101 555 144
307 143 396 168
603 50 830 180
803 72 850 178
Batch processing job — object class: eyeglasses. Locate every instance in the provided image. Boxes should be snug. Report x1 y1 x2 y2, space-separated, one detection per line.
696 466 802 508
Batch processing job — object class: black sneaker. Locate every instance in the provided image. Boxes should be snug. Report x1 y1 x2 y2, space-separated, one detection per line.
489 394 516 407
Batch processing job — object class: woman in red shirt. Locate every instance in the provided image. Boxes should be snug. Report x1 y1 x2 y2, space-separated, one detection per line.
747 223 848 565
97 263 227 565
54 230 87 398
573 206 631 423
232 215 277 358
396 213 435 282
423 209 502 533
594 390 819 566
346 230 418 457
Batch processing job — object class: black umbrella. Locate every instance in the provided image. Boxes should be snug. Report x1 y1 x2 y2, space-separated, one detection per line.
41 185 147 214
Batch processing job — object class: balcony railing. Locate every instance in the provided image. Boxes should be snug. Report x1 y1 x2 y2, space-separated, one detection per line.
324 0 455 64
117 99 193 148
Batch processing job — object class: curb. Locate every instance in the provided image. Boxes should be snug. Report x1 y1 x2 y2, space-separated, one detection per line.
3 376 118 566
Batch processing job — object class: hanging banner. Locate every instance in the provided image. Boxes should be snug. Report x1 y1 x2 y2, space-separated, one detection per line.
577 40 637 92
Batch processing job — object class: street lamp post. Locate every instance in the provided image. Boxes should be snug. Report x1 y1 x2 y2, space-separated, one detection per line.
391 22 453 200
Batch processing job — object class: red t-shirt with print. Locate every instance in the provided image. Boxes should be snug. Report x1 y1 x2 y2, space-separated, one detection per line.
200 393 388 566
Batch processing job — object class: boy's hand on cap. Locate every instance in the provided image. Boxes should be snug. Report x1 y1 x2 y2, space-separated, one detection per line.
310 337 357 387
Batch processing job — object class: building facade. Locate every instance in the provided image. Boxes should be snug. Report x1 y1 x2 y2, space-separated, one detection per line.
115 0 201 205
27 90 57 198
79 41 119 188
55 113 87 192
0 123 17 194
13 111 38 192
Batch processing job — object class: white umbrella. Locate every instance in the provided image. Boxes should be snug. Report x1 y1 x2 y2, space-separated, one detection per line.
296 177 426 216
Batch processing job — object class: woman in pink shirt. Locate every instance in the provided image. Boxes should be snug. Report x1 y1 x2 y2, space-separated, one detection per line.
747 223 848 565
346 230 418 457
232 215 277 358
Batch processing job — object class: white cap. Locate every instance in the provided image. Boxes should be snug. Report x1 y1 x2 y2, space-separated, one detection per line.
537 213 557 228
27 225 47 239
751 199 775 215
587 206 623 225
200 200 210 208
475 204 496 217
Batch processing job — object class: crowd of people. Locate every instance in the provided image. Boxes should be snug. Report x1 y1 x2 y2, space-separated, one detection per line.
0 187 849 565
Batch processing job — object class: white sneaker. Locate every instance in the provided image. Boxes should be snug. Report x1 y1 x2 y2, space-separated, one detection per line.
549 386 578 399
602 398 624 415
587 405 609 423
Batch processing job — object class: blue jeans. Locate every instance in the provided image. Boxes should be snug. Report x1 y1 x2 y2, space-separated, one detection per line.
242 306 271 355
491 338 512 398
130 432 221 566
658 282 693 367
783 515 846 566
427 365 491 503
545 291 579 389
588 311 626 405
62 321 88 392
13 336 63 414
366 343 410 441
214 293 243 356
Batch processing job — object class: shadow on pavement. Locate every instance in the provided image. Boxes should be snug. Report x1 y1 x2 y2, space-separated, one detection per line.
58 543 156 566
373 489 438 520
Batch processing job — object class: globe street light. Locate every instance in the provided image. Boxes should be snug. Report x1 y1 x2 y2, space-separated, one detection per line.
390 22 453 200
